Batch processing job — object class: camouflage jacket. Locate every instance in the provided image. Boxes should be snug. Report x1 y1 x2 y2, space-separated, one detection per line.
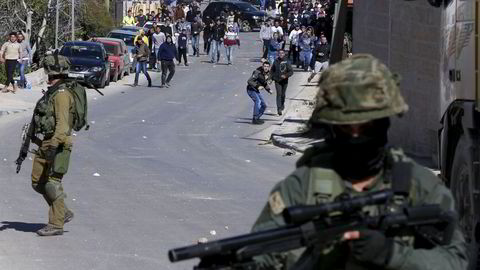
251 146 468 270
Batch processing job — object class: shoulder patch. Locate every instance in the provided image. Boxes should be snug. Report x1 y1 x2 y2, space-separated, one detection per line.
268 191 286 215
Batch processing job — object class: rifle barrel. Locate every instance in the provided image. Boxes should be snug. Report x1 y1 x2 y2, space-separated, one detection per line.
168 226 301 262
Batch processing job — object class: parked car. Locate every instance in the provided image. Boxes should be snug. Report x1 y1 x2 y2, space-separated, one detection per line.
96 40 126 82
107 29 138 72
221 0 261 8
96 38 132 78
203 1 266 32
59 41 111 88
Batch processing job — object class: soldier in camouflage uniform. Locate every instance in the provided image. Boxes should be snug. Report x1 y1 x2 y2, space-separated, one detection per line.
31 54 77 236
251 54 468 269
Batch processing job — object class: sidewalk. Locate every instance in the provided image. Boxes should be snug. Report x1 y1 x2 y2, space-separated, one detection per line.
270 73 324 153
0 69 47 116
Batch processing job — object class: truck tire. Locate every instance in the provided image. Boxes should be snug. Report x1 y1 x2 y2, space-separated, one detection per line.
451 136 479 270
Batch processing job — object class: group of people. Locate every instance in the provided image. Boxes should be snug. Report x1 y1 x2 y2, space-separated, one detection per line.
0 31 32 93
127 3 245 88
246 48 293 124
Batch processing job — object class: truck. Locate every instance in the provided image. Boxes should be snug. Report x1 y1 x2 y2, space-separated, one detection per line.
330 0 480 268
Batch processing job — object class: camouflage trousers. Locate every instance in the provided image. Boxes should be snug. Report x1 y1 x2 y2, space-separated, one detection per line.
31 141 72 228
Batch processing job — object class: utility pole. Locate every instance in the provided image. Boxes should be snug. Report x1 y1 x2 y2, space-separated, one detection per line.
55 0 60 49
72 0 75 41
105 0 110 13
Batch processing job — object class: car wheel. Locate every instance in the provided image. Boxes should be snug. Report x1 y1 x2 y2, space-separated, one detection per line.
242 21 252 32
450 136 479 270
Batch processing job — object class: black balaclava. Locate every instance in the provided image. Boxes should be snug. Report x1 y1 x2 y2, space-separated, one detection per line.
328 118 390 182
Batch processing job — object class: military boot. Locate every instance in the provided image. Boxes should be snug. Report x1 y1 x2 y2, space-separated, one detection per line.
64 210 74 224
36 224 63 236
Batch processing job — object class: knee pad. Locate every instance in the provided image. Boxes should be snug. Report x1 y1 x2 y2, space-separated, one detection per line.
32 182 45 195
44 180 63 201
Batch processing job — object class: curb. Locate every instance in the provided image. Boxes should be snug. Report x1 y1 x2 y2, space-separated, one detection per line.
270 74 321 153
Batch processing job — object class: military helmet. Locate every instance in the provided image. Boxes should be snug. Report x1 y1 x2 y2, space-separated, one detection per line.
310 54 408 125
43 53 71 75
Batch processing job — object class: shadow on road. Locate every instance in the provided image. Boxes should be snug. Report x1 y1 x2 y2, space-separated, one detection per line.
0 221 45 233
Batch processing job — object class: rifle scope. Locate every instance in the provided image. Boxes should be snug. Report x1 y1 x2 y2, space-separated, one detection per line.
283 190 393 225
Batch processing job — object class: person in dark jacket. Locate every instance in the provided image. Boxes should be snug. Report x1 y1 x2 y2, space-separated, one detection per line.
134 39 152 87
210 18 226 64
247 62 273 125
203 19 213 54
158 35 177 88
270 49 293 115
308 35 330 82
191 18 203 57
177 29 189 66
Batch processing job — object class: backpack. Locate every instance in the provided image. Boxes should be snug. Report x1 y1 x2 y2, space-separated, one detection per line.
66 81 89 131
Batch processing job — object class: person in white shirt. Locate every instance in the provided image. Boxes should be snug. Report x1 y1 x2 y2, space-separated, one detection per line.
271 20 284 39
288 24 302 68
224 25 240 65
152 26 166 71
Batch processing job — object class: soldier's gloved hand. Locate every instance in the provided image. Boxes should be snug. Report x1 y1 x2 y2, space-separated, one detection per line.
346 229 393 266
44 147 57 163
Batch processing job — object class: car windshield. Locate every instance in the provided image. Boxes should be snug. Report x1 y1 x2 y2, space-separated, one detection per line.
108 33 135 46
103 44 117 55
61 45 103 59
235 2 258 11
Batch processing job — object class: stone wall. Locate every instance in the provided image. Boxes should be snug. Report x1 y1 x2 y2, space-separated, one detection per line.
353 0 443 163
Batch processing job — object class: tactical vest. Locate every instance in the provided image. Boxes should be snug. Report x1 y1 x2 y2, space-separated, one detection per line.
33 83 73 136
302 148 416 270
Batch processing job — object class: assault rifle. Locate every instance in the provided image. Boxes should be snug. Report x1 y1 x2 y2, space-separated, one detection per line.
15 115 36 173
168 190 456 270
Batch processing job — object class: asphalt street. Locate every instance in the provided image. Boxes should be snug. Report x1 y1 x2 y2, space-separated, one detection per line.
0 33 298 270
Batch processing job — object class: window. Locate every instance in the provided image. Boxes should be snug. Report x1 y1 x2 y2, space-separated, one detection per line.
60 45 104 59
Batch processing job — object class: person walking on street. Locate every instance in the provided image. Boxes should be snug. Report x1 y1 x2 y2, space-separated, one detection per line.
133 39 152 87
203 20 213 54
288 24 302 67
28 54 83 236
136 9 147 27
308 35 330 82
158 36 177 88
267 32 282 65
259 21 272 60
250 54 468 270
0 32 21 93
152 25 166 72
17 32 32 89
177 29 189 66
271 49 293 116
224 25 239 65
123 10 136 26
134 29 149 45
191 17 203 57
210 18 225 64
298 27 314 71
247 61 273 125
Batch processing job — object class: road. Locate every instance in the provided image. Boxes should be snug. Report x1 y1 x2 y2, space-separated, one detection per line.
0 33 298 270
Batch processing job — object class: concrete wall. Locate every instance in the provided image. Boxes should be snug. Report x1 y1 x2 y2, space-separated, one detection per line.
353 0 443 162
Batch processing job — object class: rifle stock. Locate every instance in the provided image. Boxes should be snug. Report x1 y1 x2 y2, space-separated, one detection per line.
168 190 456 270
